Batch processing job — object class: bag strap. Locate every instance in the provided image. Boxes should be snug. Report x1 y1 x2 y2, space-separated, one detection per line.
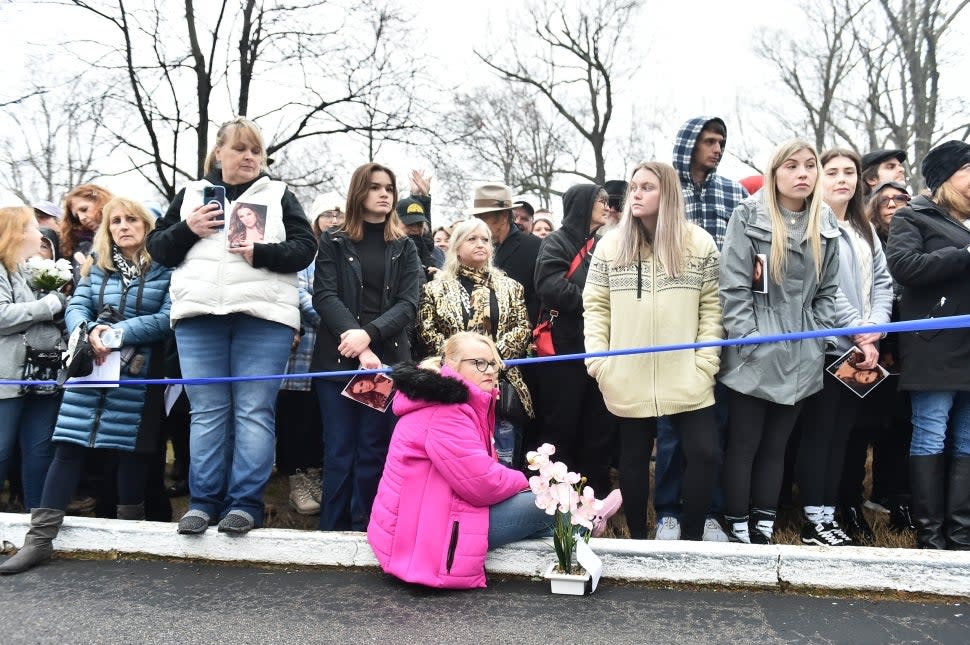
540 237 596 322
565 237 595 280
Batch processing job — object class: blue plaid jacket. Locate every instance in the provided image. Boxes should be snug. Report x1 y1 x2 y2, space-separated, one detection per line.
672 116 748 250
281 264 320 391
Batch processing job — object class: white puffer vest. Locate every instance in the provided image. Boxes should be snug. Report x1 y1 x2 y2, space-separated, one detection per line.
170 177 300 330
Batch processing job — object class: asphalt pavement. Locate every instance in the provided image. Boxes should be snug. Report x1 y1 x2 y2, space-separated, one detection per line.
0 557 967 644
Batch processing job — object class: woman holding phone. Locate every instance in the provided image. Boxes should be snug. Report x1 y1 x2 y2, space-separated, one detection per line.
147 117 316 536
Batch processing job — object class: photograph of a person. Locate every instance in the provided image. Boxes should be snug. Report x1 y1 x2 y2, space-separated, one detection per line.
826 346 890 398
752 253 767 294
227 201 268 248
341 372 396 412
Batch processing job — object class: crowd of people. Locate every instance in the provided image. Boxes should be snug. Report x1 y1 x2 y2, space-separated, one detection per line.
2 114 970 588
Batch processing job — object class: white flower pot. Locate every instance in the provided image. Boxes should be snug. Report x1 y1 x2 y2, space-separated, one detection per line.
544 562 593 596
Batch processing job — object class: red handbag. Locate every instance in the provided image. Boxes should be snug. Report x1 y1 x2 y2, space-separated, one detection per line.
532 238 595 357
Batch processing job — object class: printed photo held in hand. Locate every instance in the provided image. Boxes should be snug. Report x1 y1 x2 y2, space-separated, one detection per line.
526 443 617 580
341 372 395 412
826 346 889 398
226 202 268 248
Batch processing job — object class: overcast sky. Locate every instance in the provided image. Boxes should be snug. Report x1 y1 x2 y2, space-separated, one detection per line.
1 0 968 215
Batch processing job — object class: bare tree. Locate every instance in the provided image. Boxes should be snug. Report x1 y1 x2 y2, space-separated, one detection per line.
753 0 970 188
475 0 643 184
444 85 576 207
46 0 431 200
0 79 111 202
754 0 868 153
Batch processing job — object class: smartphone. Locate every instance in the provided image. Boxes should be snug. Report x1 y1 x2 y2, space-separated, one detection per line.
202 185 226 229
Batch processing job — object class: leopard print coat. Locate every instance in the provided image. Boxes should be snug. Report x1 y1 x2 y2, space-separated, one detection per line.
417 272 534 418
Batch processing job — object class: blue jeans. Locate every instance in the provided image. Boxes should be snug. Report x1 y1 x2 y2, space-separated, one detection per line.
175 314 294 525
494 418 517 468
315 379 395 531
0 393 60 510
910 391 970 456
487 491 554 549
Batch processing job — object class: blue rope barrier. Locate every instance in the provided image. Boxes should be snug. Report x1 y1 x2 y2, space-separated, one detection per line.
4 313 970 388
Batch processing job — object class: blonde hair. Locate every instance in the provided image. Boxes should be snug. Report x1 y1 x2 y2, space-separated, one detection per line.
613 161 688 277
0 206 35 272
418 331 504 372
935 180 970 221
763 139 824 284
438 218 504 279
203 117 267 177
91 197 156 273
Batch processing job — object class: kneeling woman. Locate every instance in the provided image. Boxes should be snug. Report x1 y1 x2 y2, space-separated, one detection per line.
368 332 556 589
1 198 172 575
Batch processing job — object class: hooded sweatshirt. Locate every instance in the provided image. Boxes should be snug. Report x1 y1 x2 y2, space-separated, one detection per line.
672 116 748 250
533 184 601 354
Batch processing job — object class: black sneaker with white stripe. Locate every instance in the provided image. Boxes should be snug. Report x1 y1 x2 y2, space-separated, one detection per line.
801 521 852 546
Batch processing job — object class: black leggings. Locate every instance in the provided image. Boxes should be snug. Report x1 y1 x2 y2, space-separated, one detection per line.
619 406 718 540
723 391 804 517
796 367 860 507
40 443 148 511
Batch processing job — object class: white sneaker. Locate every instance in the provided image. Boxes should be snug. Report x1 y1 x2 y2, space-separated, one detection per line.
655 516 681 540
702 518 730 542
304 467 323 504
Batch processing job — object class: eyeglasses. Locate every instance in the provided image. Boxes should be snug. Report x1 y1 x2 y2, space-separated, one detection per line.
595 197 609 206
878 194 911 207
459 358 499 373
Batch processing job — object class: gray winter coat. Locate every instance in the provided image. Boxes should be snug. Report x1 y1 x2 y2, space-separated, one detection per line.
718 194 841 405
0 265 63 399
827 222 893 356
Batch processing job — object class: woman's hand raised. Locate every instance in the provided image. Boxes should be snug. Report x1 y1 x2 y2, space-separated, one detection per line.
186 203 225 238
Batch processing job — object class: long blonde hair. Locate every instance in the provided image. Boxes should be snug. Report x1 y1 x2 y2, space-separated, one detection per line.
613 161 688 277
438 219 504 279
763 139 824 284
419 331 504 372
0 206 35 272
91 197 155 274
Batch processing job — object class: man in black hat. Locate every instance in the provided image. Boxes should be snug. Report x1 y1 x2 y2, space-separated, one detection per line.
861 149 907 197
396 196 442 282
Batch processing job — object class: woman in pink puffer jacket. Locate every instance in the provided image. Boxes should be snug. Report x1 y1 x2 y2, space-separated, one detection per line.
367 332 552 589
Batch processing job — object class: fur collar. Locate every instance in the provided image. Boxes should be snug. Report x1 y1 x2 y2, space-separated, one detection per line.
391 362 469 405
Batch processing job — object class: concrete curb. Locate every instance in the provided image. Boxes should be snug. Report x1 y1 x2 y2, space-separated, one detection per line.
3 513 969 597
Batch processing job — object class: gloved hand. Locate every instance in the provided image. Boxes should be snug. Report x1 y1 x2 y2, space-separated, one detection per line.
40 291 66 316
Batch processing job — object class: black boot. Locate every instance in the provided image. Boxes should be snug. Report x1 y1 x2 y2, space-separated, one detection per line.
0 508 65 575
117 503 145 521
837 505 875 544
910 454 946 549
946 455 970 550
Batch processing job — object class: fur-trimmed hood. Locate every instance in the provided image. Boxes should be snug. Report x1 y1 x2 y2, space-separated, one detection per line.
390 362 496 418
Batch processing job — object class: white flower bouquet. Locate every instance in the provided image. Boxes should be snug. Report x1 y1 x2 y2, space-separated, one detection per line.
23 257 73 292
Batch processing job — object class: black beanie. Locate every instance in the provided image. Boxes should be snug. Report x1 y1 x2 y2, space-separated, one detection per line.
921 140 970 192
